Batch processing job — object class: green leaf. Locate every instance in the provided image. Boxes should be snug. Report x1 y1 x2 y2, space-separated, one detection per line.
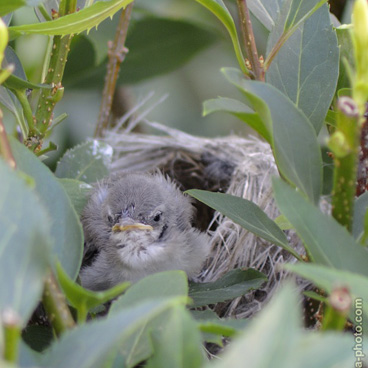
19 339 44 367
197 318 247 338
109 271 189 368
223 67 322 204
10 138 83 279
4 73 51 91
337 88 352 98
9 0 134 38
58 178 92 216
186 189 300 259
248 0 283 31
0 87 27 134
0 160 51 325
221 69 272 136
325 110 337 127
203 97 271 142
3 47 26 81
208 282 301 367
0 0 40 17
146 307 203 368
274 215 293 230
56 263 130 322
266 3 339 133
189 268 267 307
194 0 248 75
2 47 51 90
190 310 222 345
110 271 188 312
284 0 327 30
41 298 186 368
303 290 327 303
285 262 368 336
65 17 219 87
55 140 113 183
272 178 368 276
353 192 368 245
191 309 219 321
207 282 354 368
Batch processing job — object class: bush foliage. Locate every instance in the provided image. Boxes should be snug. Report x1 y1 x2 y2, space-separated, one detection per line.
0 0 367 367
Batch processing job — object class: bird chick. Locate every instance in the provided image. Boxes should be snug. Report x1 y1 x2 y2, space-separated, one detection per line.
79 172 210 291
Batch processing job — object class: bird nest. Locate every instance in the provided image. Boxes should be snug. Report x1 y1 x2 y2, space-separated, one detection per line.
102 104 303 320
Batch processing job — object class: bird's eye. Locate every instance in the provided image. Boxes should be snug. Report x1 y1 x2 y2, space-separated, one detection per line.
153 212 162 222
114 213 122 222
107 215 113 224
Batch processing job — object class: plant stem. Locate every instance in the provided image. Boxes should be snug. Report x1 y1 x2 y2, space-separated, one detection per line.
95 3 134 137
330 97 360 231
29 0 77 152
0 109 16 169
321 286 351 331
236 0 263 81
77 303 88 324
37 4 53 21
42 272 75 336
2 309 21 363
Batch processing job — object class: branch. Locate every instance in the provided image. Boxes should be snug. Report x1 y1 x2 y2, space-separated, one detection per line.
2 309 21 363
95 3 134 137
321 286 351 331
42 272 75 336
329 97 360 231
0 109 16 169
29 0 77 152
236 0 264 81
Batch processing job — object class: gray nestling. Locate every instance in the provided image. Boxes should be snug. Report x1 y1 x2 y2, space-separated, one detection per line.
80 172 210 291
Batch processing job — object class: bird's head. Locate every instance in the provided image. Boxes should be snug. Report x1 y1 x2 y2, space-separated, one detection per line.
86 172 195 268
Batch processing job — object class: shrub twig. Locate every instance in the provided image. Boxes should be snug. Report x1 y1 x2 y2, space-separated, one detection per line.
42 272 75 336
329 97 360 231
95 3 134 137
236 0 264 81
2 309 21 363
28 0 77 152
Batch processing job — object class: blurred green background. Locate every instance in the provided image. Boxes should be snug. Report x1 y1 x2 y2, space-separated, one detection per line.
5 0 350 168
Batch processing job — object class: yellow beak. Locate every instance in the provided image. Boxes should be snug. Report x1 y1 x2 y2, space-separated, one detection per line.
112 223 153 232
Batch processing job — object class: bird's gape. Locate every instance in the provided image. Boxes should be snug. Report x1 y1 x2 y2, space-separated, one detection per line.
110 225 165 268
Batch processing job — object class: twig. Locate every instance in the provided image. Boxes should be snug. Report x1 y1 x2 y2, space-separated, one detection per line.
29 0 77 152
95 3 134 137
2 309 21 363
321 286 351 331
236 0 264 81
0 109 16 169
42 272 75 336
329 97 360 231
